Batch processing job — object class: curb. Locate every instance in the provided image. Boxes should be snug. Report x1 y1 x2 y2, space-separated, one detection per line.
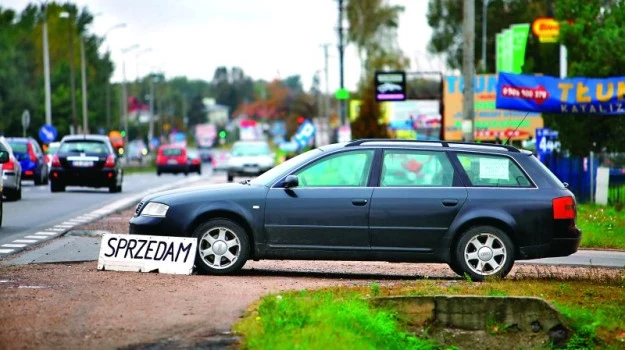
0 175 206 260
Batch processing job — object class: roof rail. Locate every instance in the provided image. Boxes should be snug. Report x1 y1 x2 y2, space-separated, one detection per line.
345 138 520 152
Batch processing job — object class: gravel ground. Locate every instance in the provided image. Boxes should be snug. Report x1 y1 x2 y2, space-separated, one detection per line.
1 195 622 349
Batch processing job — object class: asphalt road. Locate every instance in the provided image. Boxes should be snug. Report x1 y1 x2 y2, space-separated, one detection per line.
0 164 210 248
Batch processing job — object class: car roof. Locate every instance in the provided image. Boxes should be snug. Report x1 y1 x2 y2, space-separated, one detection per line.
5 137 30 143
343 139 523 154
61 134 111 142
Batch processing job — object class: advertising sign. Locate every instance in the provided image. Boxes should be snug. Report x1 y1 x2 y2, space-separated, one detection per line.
532 17 560 43
496 24 530 73
496 72 625 114
374 71 406 101
97 234 196 275
443 75 543 141
293 120 316 149
535 128 560 162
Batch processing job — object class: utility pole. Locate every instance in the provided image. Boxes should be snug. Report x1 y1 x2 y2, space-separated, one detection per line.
60 11 78 133
481 0 490 72
80 37 89 133
122 60 129 147
462 0 475 142
148 74 155 143
42 4 52 126
337 0 346 127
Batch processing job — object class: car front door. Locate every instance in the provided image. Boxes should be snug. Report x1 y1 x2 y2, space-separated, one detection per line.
369 149 467 252
264 149 376 250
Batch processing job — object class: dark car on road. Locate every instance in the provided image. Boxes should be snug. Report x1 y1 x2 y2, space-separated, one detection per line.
6 137 48 185
49 135 123 193
130 139 581 280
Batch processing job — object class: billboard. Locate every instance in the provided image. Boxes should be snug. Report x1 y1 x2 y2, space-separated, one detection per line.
443 74 543 141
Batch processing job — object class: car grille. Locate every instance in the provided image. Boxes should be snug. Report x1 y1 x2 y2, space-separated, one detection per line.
135 201 145 216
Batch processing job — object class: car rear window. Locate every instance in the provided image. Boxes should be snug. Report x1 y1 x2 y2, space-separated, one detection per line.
456 153 533 188
59 141 109 155
8 142 27 154
162 148 183 156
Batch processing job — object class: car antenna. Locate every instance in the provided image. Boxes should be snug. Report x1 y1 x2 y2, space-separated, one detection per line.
503 111 530 146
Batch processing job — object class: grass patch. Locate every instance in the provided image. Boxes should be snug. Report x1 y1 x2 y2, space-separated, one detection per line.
577 204 625 250
233 290 443 350
122 164 156 174
235 272 625 349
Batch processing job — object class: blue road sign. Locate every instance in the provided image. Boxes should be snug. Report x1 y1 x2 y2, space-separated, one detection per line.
38 124 58 143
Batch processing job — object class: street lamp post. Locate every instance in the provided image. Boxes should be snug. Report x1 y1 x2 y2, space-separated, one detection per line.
42 4 52 126
482 0 490 72
101 23 127 131
121 44 140 148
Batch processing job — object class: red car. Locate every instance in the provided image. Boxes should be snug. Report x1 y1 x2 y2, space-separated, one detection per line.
156 144 189 176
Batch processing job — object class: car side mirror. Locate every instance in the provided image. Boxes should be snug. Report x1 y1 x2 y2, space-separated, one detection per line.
0 150 8 164
284 175 299 189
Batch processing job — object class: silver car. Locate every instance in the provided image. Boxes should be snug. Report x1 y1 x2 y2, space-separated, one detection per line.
0 136 23 201
226 141 275 182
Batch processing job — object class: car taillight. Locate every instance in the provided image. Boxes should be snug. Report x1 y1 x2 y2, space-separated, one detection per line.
553 196 576 219
3 159 15 171
51 155 61 167
28 143 37 162
104 155 115 168
192 159 200 165
44 155 50 164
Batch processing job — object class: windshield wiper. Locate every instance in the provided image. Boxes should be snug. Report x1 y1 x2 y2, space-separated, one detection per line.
239 179 251 185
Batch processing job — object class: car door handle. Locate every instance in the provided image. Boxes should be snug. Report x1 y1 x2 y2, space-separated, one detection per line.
442 199 459 207
352 199 368 206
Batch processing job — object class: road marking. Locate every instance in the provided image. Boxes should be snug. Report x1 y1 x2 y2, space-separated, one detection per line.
35 231 58 236
54 225 73 229
0 249 15 254
13 239 38 243
24 236 45 240
61 222 76 226
2 244 27 248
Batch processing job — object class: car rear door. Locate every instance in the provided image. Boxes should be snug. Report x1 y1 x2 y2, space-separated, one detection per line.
369 149 468 252
264 149 376 250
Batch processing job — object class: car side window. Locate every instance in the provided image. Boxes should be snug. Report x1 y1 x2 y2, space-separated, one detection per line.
381 150 454 187
456 153 533 187
295 150 375 187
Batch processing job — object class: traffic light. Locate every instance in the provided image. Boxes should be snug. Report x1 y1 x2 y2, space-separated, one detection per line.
121 130 126 137
219 130 227 139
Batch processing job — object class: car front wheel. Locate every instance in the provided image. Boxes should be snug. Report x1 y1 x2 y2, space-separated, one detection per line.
453 225 514 281
192 219 249 275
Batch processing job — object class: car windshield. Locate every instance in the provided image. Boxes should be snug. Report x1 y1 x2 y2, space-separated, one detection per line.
8 141 27 154
162 148 183 156
231 143 270 157
59 141 109 155
47 144 60 155
251 148 323 186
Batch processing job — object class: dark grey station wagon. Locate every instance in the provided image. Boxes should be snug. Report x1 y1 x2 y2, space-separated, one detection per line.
130 139 581 280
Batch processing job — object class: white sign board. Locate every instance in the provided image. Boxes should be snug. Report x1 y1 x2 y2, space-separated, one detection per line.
595 167 610 206
97 234 196 275
479 158 509 180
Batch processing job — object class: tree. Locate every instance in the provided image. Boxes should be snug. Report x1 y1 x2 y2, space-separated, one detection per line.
351 81 389 139
187 95 206 126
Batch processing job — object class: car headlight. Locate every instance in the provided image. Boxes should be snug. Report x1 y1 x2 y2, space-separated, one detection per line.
140 202 169 217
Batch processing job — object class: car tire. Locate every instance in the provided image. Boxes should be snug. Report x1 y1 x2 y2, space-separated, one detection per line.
43 171 49 185
192 218 250 275
227 173 234 182
5 184 21 201
34 171 43 186
157 170 161 176
197 169 202 175
50 181 65 193
453 225 514 281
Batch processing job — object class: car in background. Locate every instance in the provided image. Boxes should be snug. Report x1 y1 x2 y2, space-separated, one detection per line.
44 142 61 174
130 139 581 280
226 140 275 182
0 137 23 201
0 148 10 227
187 149 202 175
127 140 148 163
6 137 48 185
156 144 189 176
49 135 123 193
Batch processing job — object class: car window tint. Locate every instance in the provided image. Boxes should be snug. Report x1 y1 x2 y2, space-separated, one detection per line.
59 141 109 155
457 153 532 187
295 150 374 187
381 150 454 187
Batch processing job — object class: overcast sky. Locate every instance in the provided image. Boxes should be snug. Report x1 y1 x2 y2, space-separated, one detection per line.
4 0 447 91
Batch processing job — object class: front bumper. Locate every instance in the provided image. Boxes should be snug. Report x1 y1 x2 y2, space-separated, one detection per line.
129 215 179 237
49 168 118 187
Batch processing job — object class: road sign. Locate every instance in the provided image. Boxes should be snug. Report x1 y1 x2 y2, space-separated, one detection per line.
21 110 31 129
38 124 58 143
535 127 560 162
335 88 350 100
375 71 406 102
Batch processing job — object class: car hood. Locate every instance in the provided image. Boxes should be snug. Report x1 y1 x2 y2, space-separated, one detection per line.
140 183 265 206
